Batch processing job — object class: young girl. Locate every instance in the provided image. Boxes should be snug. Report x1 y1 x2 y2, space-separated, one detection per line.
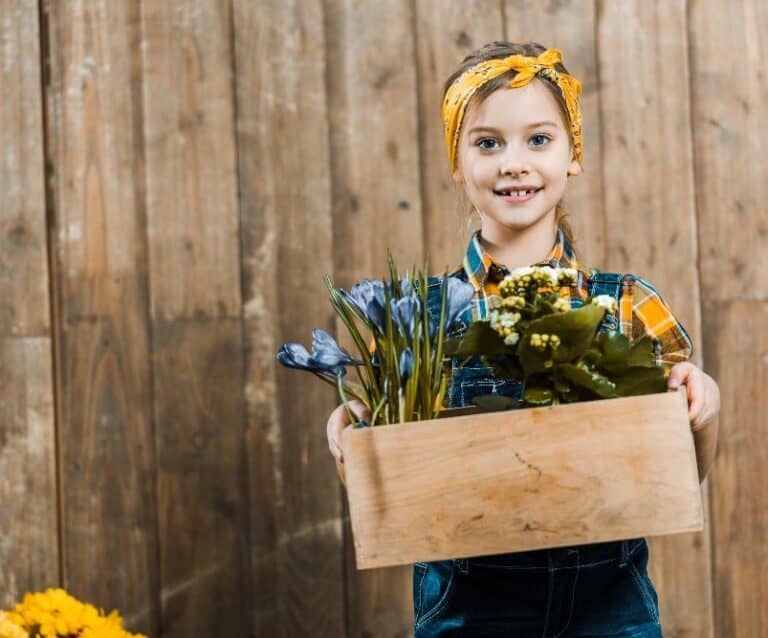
327 41 720 637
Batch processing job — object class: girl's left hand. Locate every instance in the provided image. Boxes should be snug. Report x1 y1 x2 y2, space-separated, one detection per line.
667 362 721 432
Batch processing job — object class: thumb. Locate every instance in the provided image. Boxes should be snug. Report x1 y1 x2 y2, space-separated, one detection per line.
348 399 372 423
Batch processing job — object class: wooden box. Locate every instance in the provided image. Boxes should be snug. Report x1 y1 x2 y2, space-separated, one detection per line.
339 388 703 569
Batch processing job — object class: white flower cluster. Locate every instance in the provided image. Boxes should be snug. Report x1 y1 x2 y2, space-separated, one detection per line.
489 309 521 345
591 294 618 313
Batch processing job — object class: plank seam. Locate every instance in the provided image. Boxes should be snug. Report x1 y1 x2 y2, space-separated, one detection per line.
36 0 63 591
225 0 257 631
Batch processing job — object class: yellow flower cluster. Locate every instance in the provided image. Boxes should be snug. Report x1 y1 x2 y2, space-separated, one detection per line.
3 589 146 638
0 612 26 638
529 333 561 351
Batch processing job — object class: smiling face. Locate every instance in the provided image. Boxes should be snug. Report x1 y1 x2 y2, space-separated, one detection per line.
453 78 582 243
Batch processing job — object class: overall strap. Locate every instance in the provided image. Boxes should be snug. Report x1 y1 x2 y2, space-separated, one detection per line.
587 268 636 339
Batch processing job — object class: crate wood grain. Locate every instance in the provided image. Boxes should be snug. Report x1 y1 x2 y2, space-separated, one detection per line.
341 389 702 569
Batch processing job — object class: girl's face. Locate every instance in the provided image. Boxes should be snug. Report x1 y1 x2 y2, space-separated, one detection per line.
453 78 582 239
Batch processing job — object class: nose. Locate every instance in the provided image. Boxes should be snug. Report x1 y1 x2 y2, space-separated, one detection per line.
499 146 531 176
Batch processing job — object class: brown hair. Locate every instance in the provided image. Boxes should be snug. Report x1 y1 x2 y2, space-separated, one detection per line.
443 41 579 250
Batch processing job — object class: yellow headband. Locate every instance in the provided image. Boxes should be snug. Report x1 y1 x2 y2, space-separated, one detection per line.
441 48 583 173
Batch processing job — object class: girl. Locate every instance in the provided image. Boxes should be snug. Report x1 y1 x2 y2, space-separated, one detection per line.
327 41 719 637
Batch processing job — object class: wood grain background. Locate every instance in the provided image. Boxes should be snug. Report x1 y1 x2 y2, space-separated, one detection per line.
0 0 763 636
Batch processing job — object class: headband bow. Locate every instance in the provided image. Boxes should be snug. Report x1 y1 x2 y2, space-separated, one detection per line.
441 48 583 173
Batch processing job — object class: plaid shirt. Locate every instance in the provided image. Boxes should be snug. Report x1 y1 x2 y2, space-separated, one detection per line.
455 228 693 367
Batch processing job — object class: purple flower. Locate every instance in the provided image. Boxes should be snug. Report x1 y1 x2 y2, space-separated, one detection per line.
391 295 421 342
399 347 413 384
445 277 475 330
311 329 363 368
276 329 361 377
340 279 387 333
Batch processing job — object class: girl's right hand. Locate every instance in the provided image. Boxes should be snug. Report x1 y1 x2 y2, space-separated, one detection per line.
327 399 371 464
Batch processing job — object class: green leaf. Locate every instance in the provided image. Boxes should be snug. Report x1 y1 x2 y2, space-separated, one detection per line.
595 331 631 374
486 354 524 380
444 321 507 357
518 304 606 377
627 335 658 368
471 394 519 411
613 366 667 396
522 386 555 406
557 363 618 398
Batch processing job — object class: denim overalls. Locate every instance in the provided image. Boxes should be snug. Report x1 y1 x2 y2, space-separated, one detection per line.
414 270 663 637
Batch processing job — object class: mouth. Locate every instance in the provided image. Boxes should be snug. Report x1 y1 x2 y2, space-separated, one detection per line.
493 186 544 202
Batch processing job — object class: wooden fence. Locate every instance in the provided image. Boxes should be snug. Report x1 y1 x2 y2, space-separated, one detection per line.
0 0 764 636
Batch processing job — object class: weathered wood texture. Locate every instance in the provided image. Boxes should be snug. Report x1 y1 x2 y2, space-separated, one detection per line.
235 0 346 636
689 0 768 636
0 0 762 635
0 0 58 607
140 1 250 635
44 1 161 634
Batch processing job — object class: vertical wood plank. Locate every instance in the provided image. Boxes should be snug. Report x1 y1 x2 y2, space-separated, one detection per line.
45 1 160 633
325 0 425 634
689 0 768 635
503 0 606 268
233 0 346 635
139 0 250 634
415 0 505 274
0 0 58 605
597 1 714 636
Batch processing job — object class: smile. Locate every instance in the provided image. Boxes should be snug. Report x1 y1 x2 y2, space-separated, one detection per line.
493 187 543 202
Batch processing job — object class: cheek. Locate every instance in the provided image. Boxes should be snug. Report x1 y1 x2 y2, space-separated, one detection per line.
467 155 495 186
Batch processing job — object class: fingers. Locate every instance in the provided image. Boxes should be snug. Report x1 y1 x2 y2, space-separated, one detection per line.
687 371 706 425
326 401 372 464
326 404 347 463
668 362 694 390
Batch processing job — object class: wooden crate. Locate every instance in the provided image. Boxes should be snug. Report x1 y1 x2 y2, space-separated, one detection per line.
339 388 703 569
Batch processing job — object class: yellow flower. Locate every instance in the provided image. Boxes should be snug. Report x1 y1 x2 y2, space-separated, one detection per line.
6 589 145 638
0 612 27 638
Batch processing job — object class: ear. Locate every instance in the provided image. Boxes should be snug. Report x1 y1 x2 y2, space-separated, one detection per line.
567 157 583 177
452 167 464 184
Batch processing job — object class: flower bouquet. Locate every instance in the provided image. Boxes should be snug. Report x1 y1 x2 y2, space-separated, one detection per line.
443 265 669 410
0 589 145 638
276 259 702 569
277 253 475 427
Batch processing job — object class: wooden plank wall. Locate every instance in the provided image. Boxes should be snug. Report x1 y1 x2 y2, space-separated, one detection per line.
0 0 764 636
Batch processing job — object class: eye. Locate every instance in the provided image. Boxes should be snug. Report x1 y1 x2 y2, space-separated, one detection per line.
530 133 551 147
476 137 500 151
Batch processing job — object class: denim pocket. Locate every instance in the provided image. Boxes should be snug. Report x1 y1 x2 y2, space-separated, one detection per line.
627 543 660 623
450 364 522 408
413 560 457 628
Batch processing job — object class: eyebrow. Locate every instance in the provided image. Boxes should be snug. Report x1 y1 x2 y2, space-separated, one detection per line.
468 121 559 134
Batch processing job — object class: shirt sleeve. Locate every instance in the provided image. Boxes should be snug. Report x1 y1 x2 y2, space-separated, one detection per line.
630 276 694 367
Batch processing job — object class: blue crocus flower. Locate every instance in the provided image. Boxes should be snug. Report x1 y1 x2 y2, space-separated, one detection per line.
340 278 377 316
311 329 364 368
276 342 345 376
276 342 315 370
276 330 362 377
445 277 475 330
391 295 421 342
399 347 413 384
340 278 388 333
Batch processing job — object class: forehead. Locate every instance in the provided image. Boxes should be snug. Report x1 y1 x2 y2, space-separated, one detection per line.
463 79 566 132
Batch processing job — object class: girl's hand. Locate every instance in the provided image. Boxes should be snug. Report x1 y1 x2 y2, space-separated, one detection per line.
326 399 371 464
667 362 721 432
